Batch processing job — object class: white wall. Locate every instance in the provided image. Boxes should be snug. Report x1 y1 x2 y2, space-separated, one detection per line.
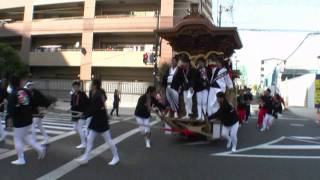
279 73 315 108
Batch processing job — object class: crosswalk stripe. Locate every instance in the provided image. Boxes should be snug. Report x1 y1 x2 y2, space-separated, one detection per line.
44 118 72 122
42 125 73 131
42 119 73 124
41 122 74 128
6 129 65 136
2 136 47 146
0 117 134 160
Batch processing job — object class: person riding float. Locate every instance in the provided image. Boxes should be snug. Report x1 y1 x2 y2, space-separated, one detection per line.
194 57 211 121
179 53 196 119
207 54 234 116
162 55 183 118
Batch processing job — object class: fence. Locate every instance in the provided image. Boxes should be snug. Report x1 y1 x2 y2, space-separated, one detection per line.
32 79 152 107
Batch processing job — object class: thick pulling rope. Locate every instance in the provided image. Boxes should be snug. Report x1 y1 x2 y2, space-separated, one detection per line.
20 109 206 137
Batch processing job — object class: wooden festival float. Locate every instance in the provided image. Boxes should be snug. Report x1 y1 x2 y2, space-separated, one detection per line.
155 9 242 139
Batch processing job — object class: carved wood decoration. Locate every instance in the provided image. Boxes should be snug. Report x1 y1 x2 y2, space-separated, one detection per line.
155 12 242 58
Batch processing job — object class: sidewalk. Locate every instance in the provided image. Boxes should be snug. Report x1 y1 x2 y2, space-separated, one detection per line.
287 106 317 121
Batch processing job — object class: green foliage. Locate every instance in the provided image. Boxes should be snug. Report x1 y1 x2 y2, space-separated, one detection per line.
0 43 28 79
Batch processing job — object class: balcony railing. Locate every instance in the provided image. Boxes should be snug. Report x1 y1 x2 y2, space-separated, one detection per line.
29 51 82 66
95 11 157 18
29 50 154 68
92 51 153 68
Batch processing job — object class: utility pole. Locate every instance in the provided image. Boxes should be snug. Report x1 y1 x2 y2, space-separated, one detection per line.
153 10 160 89
218 5 222 27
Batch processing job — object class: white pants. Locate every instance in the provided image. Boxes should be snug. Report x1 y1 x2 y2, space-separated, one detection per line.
196 90 208 120
74 119 86 145
136 116 150 135
0 116 6 140
166 87 179 112
221 122 239 150
183 90 193 116
262 113 274 130
13 125 43 161
85 117 92 136
82 130 118 160
208 87 222 116
32 117 49 143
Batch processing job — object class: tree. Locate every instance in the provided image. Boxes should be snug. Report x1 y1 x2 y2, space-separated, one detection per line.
0 43 28 79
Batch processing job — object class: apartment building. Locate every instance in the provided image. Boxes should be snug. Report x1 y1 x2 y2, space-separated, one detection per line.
0 0 213 82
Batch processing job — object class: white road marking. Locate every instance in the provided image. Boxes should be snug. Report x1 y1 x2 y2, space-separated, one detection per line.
212 137 286 156
290 136 320 140
290 123 305 127
0 131 76 161
41 122 74 127
36 119 160 180
215 154 320 159
287 136 320 145
0 117 134 161
258 145 320 149
42 118 73 124
212 136 320 159
0 148 9 154
6 129 65 136
41 125 73 131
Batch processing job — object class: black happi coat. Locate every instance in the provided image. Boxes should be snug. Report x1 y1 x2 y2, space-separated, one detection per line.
237 95 246 109
7 88 33 128
113 93 120 107
209 67 222 88
30 89 51 115
262 95 273 115
162 67 183 91
71 91 90 121
134 94 164 119
194 67 212 93
181 67 196 91
88 89 110 133
209 101 238 127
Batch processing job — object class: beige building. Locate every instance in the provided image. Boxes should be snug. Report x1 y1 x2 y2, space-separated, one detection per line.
0 0 213 82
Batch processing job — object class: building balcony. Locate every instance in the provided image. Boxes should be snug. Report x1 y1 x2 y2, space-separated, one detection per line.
29 50 81 66
31 17 84 35
0 16 157 37
29 50 154 68
92 50 153 68
0 21 23 37
93 16 157 33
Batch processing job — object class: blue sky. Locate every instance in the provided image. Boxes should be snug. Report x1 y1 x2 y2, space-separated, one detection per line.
216 0 320 30
212 0 320 85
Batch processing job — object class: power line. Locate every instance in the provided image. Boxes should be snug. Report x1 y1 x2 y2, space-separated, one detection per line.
284 32 320 61
238 28 320 33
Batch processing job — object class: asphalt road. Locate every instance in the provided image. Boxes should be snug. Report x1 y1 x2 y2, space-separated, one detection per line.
0 112 320 180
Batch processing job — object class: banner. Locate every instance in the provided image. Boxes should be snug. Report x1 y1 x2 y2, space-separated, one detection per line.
315 74 320 108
